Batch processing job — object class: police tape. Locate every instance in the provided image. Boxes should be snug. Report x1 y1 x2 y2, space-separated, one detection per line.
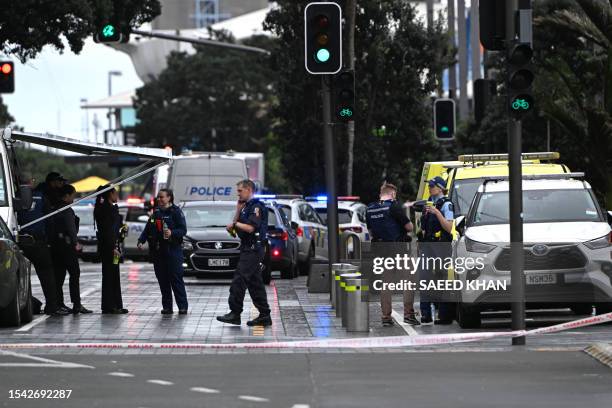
2 312 611 350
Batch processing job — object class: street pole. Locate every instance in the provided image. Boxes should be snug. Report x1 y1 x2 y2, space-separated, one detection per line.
448 0 456 99
506 0 526 346
322 75 339 267
458 0 469 120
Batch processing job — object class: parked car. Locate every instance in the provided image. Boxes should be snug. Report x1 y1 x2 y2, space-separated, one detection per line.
0 215 33 327
308 196 370 243
265 201 300 280
73 205 98 262
118 200 149 261
453 174 612 328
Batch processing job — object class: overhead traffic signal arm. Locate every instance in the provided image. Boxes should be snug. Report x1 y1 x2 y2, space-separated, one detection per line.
304 2 342 75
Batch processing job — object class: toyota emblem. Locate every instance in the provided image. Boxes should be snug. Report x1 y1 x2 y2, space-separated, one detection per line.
531 244 549 256
214 242 223 250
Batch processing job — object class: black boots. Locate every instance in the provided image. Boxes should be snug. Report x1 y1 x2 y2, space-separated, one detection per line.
216 311 241 325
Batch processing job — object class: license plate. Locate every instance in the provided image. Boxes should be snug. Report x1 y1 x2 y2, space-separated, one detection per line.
208 258 230 267
526 273 557 285
82 245 97 253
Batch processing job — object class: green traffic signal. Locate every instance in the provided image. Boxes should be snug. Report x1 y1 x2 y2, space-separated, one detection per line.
510 94 534 114
96 23 122 43
316 48 330 63
102 24 116 38
440 126 449 133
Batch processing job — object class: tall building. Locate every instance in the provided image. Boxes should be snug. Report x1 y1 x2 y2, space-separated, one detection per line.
152 0 269 30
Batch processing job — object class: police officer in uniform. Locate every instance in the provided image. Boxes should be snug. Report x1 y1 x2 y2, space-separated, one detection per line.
217 179 272 327
138 189 188 314
366 183 418 326
418 176 455 325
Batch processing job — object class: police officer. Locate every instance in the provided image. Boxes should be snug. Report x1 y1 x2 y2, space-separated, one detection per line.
217 179 271 327
418 176 455 325
17 173 69 316
366 182 418 326
50 184 92 314
137 189 188 314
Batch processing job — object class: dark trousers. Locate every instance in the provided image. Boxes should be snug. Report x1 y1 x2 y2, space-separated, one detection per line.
101 252 124 311
21 243 58 314
51 244 81 306
152 247 188 311
418 242 455 321
229 247 270 315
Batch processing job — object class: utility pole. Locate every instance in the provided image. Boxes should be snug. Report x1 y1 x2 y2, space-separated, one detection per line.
322 76 339 265
345 0 356 196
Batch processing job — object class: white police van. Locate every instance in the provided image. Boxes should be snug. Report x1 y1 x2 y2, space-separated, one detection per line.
165 153 248 202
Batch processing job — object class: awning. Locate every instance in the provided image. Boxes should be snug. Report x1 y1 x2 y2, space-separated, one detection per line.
72 176 110 193
80 90 136 109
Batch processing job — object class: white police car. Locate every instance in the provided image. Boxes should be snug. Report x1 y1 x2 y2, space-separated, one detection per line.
118 199 149 260
453 174 612 328
307 196 370 243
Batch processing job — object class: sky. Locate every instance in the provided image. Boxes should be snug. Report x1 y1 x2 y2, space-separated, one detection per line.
2 39 143 143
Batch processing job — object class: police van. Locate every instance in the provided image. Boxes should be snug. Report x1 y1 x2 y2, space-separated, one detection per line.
164 153 248 202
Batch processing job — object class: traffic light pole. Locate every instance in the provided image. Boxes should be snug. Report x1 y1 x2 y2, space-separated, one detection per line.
322 75 340 267
506 0 526 346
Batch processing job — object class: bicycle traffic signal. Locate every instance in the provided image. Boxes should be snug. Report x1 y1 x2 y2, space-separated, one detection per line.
507 42 534 118
332 70 355 122
434 99 456 140
304 2 342 75
0 62 14 94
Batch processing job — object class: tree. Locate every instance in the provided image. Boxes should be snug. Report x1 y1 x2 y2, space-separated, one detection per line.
0 97 15 127
264 0 452 201
0 0 160 61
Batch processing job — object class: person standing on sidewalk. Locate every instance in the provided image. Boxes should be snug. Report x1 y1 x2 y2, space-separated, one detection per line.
366 182 419 326
50 184 92 314
217 179 271 327
137 189 188 315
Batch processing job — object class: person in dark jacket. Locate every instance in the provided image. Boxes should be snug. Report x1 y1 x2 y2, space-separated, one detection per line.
138 189 188 314
94 185 128 314
50 184 92 314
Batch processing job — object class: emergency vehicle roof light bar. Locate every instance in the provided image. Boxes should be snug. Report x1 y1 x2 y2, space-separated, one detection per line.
255 194 303 200
458 152 560 163
305 196 361 201
481 172 585 186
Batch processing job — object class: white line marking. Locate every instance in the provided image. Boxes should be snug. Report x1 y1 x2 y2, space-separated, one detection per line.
108 372 135 377
80 285 101 298
391 310 418 336
238 395 270 402
291 405 311 408
190 387 220 394
147 379 174 386
15 315 49 332
0 349 93 368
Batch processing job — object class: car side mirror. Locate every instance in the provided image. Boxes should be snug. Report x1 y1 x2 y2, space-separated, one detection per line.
412 199 427 213
455 215 466 235
290 221 299 231
607 211 612 226
137 215 149 223
14 185 33 211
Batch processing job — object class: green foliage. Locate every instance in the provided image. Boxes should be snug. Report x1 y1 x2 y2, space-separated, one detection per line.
0 97 15 127
0 0 160 61
134 31 275 153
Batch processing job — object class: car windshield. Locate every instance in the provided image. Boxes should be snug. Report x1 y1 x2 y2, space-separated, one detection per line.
73 207 95 225
183 205 235 228
471 189 602 225
451 178 484 216
315 208 352 224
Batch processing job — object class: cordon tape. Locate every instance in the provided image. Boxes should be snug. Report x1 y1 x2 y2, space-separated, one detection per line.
1 312 610 350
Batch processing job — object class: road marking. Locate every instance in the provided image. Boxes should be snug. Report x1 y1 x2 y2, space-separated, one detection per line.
108 372 135 377
391 310 418 336
15 315 50 332
0 349 93 368
238 395 269 402
147 379 174 386
190 387 220 394
291 405 310 408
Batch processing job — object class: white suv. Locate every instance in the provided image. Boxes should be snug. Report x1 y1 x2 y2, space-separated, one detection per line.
453 175 612 328
308 196 370 243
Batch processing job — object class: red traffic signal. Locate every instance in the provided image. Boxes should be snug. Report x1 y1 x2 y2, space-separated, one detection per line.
0 61 14 93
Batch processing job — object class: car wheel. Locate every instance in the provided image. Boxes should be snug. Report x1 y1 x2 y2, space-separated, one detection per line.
298 246 314 276
20 284 33 324
570 303 593 316
595 302 612 315
456 303 481 329
0 287 21 327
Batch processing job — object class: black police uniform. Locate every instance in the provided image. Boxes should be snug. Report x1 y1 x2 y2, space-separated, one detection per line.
17 182 59 314
228 198 271 316
94 202 125 313
50 205 82 309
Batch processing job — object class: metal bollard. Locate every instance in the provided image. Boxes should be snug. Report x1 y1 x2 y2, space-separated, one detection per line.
340 272 361 326
345 277 369 332
331 263 356 309
335 266 358 317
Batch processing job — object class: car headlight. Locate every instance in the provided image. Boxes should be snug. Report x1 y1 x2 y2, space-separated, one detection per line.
182 240 194 251
465 237 496 253
584 234 611 250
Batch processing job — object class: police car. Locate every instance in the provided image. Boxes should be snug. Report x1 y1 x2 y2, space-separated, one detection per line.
73 205 98 262
307 196 370 243
256 195 327 275
452 174 612 328
117 199 149 260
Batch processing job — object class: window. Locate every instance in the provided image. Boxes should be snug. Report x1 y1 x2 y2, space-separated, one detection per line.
126 207 147 222
183 205 235 228
356 207 367 223
267 208 278 227
0 214 13 240
0 154 7 206
315 208 327 223
73 207 95 226
471 189 602 226
280 205 292 221
301 204 322 224
338 209 353 224
451 178 484 216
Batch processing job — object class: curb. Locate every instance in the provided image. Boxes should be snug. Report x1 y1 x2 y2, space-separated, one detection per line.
584 343 612 368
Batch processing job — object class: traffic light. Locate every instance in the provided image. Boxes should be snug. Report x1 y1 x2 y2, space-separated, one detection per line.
434 99 456 140
332 70 355 122
474 79 496 124
94 22 123 43
506 42 534 118
304 2 342 75
0 61 14 94
479 0 506 51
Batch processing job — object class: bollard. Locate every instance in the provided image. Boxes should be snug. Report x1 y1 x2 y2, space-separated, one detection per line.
335 266 358 317
331 263 356 309
340 272 361 326
345 277 369 332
